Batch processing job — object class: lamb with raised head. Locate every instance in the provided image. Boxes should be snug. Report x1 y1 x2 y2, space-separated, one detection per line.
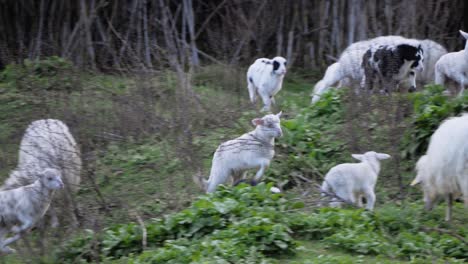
198 112 283 193
411 114 468 221
434 30 468 96
0 168 64 254
321 151 391 210
247 57 287 111
1 119 82 226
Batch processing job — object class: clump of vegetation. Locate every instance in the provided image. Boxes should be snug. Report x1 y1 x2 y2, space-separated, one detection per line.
56 183 300 263
267 88 349 187
401 84 468 159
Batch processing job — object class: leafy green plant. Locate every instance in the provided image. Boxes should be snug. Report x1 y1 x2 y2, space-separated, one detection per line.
401 85 468 159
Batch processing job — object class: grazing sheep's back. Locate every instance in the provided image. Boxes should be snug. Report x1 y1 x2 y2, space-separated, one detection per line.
418 40 447 83
425 114 468 194
3 119 81 192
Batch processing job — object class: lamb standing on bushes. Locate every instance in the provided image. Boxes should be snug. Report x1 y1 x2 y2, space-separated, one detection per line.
247 57 287 111
0 168 64 254
434 30 468 96
196 112 283 193
411 114 468 221
1 119 82 227
321 151 391 210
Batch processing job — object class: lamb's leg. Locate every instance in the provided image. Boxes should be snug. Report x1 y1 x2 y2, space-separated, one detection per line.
206 171 230 193
445 193 453 222
457 79 465 97
1 234 21 253
253 163 268 181
248 82 257 103
0 229 15 254
356 194 364 207
260 93 272 112
365 190 376 211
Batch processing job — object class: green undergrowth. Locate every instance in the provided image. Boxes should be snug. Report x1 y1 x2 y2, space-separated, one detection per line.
55 184 468 263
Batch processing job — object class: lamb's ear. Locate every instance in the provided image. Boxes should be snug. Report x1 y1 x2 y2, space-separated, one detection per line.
276 111 282 118
351 154 364 161
376 153 391 160
460 30 468 40
252 118 264 126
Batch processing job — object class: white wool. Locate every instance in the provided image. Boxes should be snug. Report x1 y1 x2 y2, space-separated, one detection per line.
411 113 468 221
321 151 391 210
434 30 468 96
247 57 287 111
311 36 446 103
1 119 82 226
0 168 63 254
201 112 283 193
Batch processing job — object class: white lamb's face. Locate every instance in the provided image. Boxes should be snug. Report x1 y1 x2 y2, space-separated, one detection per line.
252 112 283 138
272 57 287 75
41 168 64 190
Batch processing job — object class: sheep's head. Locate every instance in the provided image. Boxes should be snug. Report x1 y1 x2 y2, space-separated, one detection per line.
272 56 287 75
397 44 424 72
352 151 391 162
252 111 283 138
40 168 64 190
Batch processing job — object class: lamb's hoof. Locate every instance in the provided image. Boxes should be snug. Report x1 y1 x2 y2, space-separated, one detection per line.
442 90 451 96
1 246 16 255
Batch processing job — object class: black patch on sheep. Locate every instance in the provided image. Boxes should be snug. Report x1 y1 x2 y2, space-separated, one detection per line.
249 77 254 84
273 60 280 71
397 44 423 69
362 43 423 93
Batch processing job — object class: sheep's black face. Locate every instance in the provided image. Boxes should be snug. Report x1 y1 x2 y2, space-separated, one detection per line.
398 44 424 71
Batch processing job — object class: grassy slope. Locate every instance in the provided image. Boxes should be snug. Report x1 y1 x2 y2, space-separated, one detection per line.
0 63 467 263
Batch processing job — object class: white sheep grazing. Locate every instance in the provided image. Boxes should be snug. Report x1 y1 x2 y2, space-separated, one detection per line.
1 119 82 226
247 57 287 111
321 151 391 210
361 42 424 93
311 36 433 103
200 112 283 193
0 168 64 254
434 30 468 96
411 114 468 221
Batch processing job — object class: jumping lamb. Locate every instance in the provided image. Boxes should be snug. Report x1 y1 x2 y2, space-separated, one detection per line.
434 30 468 96
247 57 287 111
2 119 82 227
197 112 283 193
411 114 468 221
0 168 63 254
321 151 391 210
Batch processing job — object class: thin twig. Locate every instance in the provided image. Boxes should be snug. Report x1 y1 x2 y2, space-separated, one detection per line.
420 226 468 245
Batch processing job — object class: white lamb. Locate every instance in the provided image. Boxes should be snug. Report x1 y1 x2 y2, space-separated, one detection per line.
434 30 468 96
1 119 82 226
411 114 468 221
0 168 63 254
321 151 391 210
198 112 283 193
247 57 287 111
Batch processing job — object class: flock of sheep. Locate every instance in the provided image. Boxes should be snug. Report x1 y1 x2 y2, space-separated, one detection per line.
0 30 467 255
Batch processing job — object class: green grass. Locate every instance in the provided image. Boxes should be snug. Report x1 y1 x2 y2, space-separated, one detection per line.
1 59 468 263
